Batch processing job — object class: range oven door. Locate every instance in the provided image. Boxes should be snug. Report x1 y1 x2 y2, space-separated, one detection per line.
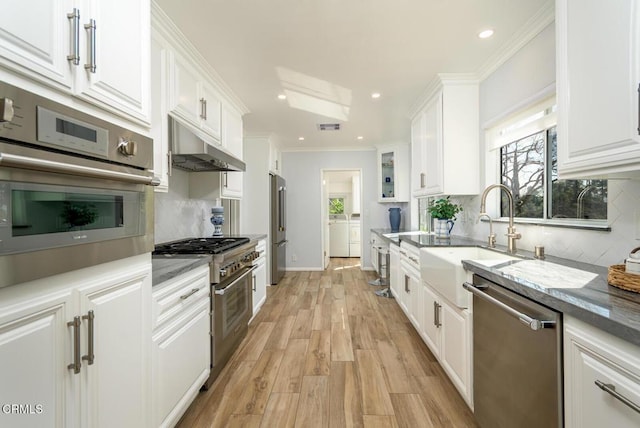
211 265 255 382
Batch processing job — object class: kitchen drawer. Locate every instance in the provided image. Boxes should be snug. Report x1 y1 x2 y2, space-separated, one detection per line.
564 316 640 428
153 297 210 427
152 264 210 331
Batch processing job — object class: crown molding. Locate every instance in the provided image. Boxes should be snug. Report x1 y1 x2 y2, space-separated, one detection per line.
151 1 250 115
408 73 479 119
476 0 555 81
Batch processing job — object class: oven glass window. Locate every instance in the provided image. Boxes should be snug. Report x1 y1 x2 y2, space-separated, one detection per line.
222 277 250 337
0 181 146 255
11 190 124 236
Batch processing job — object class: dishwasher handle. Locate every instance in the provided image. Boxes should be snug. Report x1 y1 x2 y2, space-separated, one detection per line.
463 282 556 331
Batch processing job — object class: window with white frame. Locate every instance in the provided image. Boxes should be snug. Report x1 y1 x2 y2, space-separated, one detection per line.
487 96 607 223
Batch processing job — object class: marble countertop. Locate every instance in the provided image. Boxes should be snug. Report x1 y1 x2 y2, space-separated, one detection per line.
152 255 211 286
370 228 640 347
463 255 640 348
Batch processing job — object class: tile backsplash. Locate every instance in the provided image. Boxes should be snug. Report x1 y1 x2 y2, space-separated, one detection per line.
154 169 219 243
452 179 640 267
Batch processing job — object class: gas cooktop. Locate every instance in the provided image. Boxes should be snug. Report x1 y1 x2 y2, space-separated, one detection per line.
153 237 251 255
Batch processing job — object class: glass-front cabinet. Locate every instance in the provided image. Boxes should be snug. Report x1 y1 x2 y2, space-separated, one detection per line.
377 145 410 203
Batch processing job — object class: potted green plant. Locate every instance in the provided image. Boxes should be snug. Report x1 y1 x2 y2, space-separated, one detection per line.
428 196 462 238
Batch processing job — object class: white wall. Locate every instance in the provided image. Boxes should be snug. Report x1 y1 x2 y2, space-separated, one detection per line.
451 22 640 267
282 150 409 270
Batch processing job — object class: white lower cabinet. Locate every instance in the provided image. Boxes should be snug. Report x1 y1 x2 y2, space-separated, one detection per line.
564 316 640 428
252 240 267 317
395 241 473 408
0 255 151 428
152 264 211 428
389 243 401 302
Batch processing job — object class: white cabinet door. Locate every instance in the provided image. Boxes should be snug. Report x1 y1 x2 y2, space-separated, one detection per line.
150 28 170 192
0 289 74 428
200 82 222 142
423 92 444 195
170 51 202 129
75 0 150 124
421 284 441 359
564 316 640 428
411 76 479 196
408 272 423 333
557 0 640 178
0 0 73 91
389 244 401 300
151 264 210 428
269 143 282 174
411 111 427 195
440 301 471 404
252 256 267 316
78 265 151 428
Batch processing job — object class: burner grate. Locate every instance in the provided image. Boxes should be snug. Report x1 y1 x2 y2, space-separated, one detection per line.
153 237 250 255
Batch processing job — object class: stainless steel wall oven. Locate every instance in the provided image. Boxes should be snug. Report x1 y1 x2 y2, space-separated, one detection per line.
0 82 158 288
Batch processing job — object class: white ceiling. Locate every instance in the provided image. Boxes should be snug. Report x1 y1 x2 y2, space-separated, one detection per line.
155 0 552 151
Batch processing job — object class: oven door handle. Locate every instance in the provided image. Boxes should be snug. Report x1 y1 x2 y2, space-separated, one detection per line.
0 152 160 186
214 265 256 296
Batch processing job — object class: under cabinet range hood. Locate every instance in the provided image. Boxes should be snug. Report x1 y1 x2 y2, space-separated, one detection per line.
169 116 246 172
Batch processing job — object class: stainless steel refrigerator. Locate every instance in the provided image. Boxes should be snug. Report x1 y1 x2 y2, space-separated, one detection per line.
270 174 287 284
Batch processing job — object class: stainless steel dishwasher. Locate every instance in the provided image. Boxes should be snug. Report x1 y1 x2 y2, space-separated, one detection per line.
464 275 563 428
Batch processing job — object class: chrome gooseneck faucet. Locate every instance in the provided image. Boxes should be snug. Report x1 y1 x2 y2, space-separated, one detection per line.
479 184 521 253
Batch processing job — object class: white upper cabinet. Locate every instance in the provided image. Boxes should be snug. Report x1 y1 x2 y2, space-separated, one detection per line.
557 0 640 178
377 144 410 202
0 0 73 91
150 27 170 192
0 0 150 126
170 51 222 143
74 0 150 125
410 74 479 196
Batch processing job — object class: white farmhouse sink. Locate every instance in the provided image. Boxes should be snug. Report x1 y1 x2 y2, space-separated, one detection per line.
420 247 521 308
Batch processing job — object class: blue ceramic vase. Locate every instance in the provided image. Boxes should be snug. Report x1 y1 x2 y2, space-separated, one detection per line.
388 207 401 232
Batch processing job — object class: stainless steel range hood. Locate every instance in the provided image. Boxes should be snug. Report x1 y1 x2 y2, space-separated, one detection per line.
169 116 245 172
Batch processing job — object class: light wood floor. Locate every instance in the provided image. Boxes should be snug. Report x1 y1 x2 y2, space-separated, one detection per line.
177 258 477 428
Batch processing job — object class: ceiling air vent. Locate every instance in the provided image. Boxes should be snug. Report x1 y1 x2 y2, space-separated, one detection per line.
317 123 340 131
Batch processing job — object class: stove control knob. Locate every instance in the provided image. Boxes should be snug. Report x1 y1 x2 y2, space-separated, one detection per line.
0 98 14 122
220 269 227 277
117 138 137 157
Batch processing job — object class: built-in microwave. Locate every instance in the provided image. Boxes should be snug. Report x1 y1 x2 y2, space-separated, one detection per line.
0 81 158 288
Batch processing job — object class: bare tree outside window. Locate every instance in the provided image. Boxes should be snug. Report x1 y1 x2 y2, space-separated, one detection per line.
500 126 607 221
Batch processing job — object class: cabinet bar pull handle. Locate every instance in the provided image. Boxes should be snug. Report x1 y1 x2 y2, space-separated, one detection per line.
420 172 425 188
224 172 228 188
637 83 640 135
84 19 97 73
82 310 95 365
167 150 172 177
252 274 256 292
204 99 207 120
180 288 200 300
595 380 640 414
404 275 410 293
434 302 441 327
200 98 206 119
67 316 81 374
67 8 80 65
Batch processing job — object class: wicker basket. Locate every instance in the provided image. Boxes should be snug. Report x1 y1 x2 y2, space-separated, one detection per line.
608 264 640 293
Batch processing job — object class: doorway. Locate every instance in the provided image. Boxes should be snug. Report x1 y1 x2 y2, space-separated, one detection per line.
321 169 363 269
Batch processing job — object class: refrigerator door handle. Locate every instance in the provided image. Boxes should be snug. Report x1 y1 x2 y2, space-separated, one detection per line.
278 186 286 232
277 240 288 247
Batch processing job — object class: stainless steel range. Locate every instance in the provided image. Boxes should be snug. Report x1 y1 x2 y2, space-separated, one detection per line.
154 237 258 388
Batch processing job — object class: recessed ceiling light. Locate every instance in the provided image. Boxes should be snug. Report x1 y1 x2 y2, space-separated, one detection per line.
298 137 305 141
371 92 381 99
478 29 494 39
277 94 287 100
357 136 364 140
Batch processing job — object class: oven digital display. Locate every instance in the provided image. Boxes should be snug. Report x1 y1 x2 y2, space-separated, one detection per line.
56 118 97 143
